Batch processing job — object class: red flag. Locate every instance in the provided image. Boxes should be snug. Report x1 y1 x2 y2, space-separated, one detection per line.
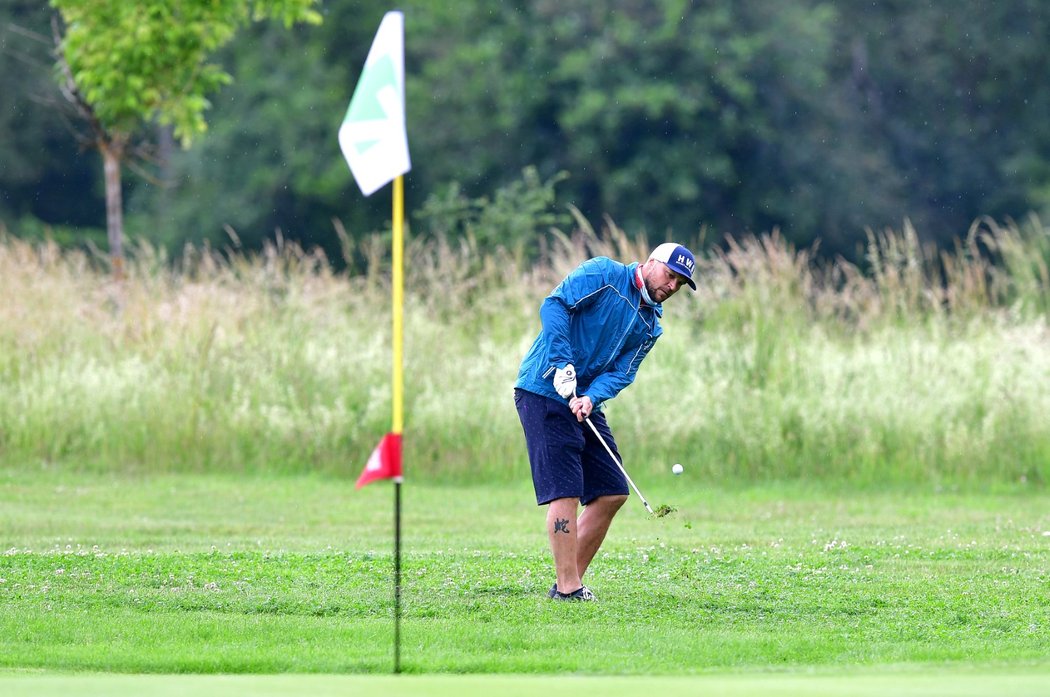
356 433 403 488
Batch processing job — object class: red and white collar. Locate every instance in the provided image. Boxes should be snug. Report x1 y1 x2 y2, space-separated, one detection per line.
635 266 653 306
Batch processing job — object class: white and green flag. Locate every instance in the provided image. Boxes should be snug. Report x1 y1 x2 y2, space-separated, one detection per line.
339 11 411 197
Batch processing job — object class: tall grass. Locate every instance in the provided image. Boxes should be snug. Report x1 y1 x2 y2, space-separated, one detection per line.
1 216 1049 486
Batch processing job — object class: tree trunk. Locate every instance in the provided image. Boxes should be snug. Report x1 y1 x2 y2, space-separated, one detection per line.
100 139 125 280
157 124 175 228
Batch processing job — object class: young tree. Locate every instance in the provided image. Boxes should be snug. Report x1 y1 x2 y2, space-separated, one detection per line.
49 0 321 277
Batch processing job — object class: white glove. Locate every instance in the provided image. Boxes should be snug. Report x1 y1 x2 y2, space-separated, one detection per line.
553 364 577 399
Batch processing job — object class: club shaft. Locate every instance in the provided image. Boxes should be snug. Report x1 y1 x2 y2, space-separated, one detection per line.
583 415 654 514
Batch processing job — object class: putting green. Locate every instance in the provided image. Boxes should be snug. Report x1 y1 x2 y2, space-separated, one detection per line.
2 669 1049 697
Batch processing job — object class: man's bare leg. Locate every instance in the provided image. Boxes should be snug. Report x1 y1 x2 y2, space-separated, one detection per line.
547 497 581 593
576 494 628 579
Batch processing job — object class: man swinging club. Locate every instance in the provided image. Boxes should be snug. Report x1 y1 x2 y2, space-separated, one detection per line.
514 243 696 600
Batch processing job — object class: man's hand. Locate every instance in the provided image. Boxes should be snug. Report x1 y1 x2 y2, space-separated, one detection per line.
553 364 577 399
569 394 593 422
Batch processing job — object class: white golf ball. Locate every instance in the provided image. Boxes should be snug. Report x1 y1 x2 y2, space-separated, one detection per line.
672 463 684 475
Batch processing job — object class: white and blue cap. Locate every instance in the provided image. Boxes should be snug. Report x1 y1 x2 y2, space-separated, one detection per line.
648 242 697 290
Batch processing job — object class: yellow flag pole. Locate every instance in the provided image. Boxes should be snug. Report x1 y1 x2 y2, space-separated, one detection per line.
392 175 405 436
391 174 404 674
392 175 405 435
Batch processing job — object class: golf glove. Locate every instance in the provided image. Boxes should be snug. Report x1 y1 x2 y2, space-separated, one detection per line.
553 364 577 399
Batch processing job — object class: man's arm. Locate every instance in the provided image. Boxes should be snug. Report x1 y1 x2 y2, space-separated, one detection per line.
584 336 658 407
539 296 575 371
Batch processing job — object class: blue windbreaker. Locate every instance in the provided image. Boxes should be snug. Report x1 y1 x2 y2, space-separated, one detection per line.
515 256 663 410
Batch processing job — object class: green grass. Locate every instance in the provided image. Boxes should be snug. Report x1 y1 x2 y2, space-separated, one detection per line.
3 671 1050 697
2 469 1047 675
3 225 1050 690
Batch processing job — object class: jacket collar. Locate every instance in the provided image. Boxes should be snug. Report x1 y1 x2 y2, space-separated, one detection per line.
632 262 663 317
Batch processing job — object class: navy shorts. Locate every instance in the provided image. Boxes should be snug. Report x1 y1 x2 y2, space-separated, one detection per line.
514 388 629 506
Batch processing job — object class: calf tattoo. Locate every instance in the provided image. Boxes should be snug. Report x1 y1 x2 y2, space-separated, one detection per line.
554 518 571 533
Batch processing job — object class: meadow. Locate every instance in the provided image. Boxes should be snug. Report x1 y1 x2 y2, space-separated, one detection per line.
2 218 1050 485
1 219 1050 693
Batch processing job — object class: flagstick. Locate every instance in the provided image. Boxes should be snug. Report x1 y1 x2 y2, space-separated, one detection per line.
392 174 405 674
394 475 402 673
341 8 409 676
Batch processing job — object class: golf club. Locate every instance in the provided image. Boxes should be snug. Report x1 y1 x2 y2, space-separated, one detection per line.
583 416 655 515
572 390 655 515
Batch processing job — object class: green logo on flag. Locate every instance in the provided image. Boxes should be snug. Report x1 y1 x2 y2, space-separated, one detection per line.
344 55 397 155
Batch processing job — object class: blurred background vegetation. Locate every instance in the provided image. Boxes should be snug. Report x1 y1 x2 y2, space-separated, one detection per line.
3 0 1050 263
2 219 1049 486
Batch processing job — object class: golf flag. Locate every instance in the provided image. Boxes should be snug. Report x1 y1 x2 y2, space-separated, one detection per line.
338 11 411 197
343 12 409 674
356 433 403 489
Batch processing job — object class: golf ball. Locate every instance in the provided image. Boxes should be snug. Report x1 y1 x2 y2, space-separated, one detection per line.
672 463 684 475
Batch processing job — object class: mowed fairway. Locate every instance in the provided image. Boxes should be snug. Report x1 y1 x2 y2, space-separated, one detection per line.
3 671 1050 697
1 468 1048 693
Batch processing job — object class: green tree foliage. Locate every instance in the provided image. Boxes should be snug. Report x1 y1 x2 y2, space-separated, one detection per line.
402 0 1050 257
53 0 322 144
831 0 1050 248
405 2 846 248
5 0 1050 262
48 0 321 273
416 167 571 254
125 1 390 255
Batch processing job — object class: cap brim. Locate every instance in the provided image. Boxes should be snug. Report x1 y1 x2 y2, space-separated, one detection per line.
666 263 696 290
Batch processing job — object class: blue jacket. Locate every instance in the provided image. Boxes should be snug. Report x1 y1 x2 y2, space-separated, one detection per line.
515 256 663 410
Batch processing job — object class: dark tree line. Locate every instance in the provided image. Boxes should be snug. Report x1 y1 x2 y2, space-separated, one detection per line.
2 0 1049 263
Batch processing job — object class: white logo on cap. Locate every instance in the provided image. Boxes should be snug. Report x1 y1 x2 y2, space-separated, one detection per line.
676 254 694 271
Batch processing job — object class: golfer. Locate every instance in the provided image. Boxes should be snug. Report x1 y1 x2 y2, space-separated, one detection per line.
514 242 696 600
